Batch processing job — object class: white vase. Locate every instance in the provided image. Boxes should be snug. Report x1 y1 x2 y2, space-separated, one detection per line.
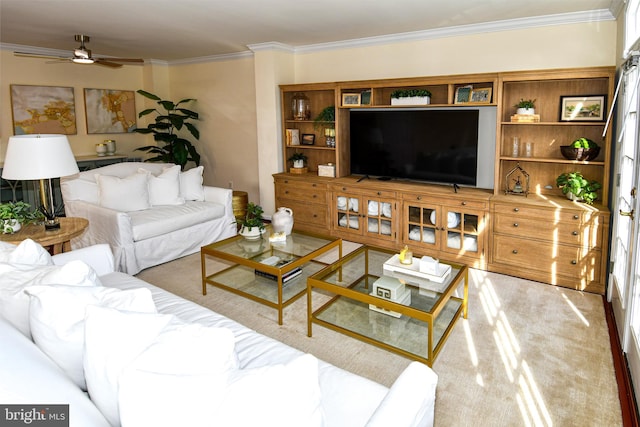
2 219 21 234
272 207 294 235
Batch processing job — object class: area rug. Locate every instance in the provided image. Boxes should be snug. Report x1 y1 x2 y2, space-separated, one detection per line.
136 244 622 426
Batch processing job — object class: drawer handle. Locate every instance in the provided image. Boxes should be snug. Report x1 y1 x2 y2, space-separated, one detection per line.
377 191 382 196
571 260 577 265
572 231 578 236
312 195 317 198
342 187 347 191
417 196 422 200
573 215 579 220
461 201 467 206
313 214 317 218
312 184 316 187
513 223 518 227
284 180 289 184
513 208 519 212
512 250 518 254
285 191 289 194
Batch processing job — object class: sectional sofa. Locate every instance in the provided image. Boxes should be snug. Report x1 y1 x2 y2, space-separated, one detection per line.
0 240 438 426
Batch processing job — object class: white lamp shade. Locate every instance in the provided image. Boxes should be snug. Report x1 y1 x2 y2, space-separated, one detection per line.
2 134 79 180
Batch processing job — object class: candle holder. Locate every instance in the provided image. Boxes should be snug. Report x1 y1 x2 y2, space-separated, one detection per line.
505 163 530 196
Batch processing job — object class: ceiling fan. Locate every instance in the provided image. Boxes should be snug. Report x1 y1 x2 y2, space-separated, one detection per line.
14 34 144 68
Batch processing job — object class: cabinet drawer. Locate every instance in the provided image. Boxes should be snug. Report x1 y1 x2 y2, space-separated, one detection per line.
493 214 601 248
493 203 589 223
278 200 327 227
276 184 326 204
331 185 396 199
403 193 488 210
492 235 601 279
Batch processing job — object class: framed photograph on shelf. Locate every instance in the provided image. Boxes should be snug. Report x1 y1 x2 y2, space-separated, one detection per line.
301 134 316 145
559 95 606 122
454 85 473 104
342 93 361 106
360 90 372 105
468 87 492 104
84 88 137 134
10 85 77 135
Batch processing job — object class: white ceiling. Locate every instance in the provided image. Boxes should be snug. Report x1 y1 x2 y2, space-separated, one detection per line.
0 0 622 62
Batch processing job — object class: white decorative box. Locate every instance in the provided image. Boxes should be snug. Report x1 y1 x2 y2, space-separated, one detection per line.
390 96 430 106
419 256 439 275
369 288 411 318
372 276 407 301
318 163 336 177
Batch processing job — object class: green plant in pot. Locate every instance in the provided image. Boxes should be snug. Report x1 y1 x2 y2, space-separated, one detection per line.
515 98 536 114
237 202 266 239
0 201 43 234
288 152 308 169
556 172 602 204
134 90 201 170
313 106 335 130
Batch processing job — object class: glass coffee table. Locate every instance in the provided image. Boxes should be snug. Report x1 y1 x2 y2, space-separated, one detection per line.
201 227 341 325
307 246 468 365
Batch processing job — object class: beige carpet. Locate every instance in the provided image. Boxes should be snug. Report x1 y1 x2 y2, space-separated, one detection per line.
137 244 622 427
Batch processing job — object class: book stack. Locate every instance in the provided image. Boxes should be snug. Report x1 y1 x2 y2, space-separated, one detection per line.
255 256 302 284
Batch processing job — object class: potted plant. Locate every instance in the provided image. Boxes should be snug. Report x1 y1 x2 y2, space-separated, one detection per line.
556 172 602 204
515 98 536 115
134 90 201 170
0 201 43 234
313 106 335 130
288 152 308 169
237 202 266 239
391 89 432 105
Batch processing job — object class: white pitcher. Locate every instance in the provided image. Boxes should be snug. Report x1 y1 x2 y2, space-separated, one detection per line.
272 207 294 235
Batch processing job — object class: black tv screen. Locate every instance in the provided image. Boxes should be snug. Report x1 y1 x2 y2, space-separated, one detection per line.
350 109 481 186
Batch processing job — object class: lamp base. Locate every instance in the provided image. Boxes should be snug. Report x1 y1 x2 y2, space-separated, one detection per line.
44 218 60 231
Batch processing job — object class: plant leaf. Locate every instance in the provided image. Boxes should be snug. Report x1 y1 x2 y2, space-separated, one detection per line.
184 122 200 139
137 90 161 101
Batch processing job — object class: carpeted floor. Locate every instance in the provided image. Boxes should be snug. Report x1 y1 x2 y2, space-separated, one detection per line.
137 244 622 426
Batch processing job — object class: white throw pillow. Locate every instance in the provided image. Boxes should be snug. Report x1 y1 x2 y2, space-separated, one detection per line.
96 171 150 212
0 260 101 338
0 239 53 265
84 306 238 427
209 354 324 427
179 165 205 201
25 285 157 390
142 165 185 206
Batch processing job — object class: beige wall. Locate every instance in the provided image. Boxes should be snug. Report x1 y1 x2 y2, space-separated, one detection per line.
1 19 618 215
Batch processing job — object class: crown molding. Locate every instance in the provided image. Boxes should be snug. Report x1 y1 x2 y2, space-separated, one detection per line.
296 9 616 54
168 50 254 65
247 42 295 53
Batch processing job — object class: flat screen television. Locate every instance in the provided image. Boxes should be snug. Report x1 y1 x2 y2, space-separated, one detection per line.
349 106 496 189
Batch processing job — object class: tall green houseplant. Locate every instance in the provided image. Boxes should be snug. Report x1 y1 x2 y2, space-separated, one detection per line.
134 90 201 170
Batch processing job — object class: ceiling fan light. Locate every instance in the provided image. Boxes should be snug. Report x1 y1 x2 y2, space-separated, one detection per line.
74 48 90 58
72 57 94 64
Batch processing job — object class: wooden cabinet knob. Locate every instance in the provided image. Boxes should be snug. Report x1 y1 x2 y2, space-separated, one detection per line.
284 180 289 184
377 191 381 196
573 215 579 220
572 231 578 236
571 260 577 265
342 187 347 191
461 201 467 206
285 191 289 194
512 249 518 254
513 208 519 212
312 183 316 187
513 223 518 227
312 194 317 198
417 196 422 200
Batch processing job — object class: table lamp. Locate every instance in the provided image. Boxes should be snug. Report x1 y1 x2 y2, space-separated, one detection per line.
2 134 79 230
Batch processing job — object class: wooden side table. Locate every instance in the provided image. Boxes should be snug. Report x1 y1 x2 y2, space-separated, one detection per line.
0 217 89 254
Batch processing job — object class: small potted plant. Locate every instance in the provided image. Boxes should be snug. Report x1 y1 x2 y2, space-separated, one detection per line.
0 201 43 234
237 202 266 239
391 89 432 105
556 172 602 204
515 98 536 115
288 152 308 169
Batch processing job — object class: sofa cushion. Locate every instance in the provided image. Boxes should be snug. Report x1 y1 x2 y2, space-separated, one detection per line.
0 260 101 338
25 285 156 390
128 201 225 241
179 165 205 201
144 165 185 206
0 238 53 265
96 171 150 212
84 306 238 427
0 316 111 426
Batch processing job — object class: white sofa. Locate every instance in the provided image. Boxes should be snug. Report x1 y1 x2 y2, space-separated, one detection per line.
60 162 236 275
0 241 438 427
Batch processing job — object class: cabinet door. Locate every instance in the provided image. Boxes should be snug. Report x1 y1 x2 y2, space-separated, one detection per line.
362 196 396 242
404 203 438 250
440 208 484 258
333 192 363 236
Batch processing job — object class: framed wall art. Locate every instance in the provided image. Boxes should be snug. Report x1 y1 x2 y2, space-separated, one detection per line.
301 134 316 145
454 85 473 104
468 87 492 104
84 88 137 133
342 93 361 106
10 85 77 135
559 95 606 121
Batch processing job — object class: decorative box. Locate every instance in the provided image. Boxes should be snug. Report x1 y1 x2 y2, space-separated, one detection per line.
318 163 336 177
419 256 439 275
369 288 411 318
383 254 452 293
372 276 407 301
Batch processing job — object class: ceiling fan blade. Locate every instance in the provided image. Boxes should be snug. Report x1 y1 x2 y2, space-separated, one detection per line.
93 59 123 68
14 51 68 60
98 58 144 63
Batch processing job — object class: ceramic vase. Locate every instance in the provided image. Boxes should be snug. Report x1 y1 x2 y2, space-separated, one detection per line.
272 207 294 235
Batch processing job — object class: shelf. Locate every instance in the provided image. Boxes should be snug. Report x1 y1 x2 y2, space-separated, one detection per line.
286 145 335 151
500 156 605 165
501 121 606 126
340 103 498 109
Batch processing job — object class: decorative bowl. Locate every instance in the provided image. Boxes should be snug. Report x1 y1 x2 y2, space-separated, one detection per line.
560 146 600 161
